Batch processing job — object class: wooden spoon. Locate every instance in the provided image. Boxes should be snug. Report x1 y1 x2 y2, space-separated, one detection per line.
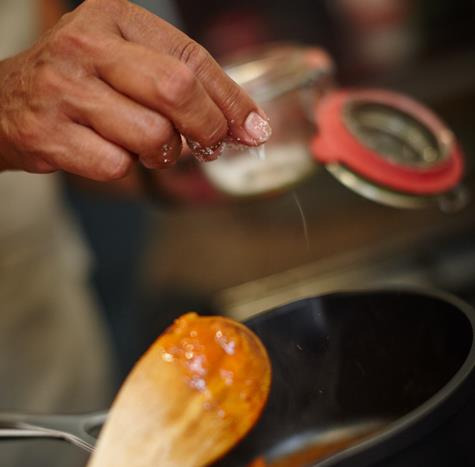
88 312 271 467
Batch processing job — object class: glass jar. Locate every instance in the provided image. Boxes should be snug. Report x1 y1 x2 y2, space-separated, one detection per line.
201 43 335 198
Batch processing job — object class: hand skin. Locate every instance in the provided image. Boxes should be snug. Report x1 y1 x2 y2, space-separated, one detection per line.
0 0 272 181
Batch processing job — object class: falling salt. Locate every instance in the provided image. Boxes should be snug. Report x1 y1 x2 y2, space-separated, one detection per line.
250 145 266 161
188 139 224 162
188 355 206 375
161 143 171 157
189 376 206 391
220 369 234 385
215 330 236 355
162 352 174 362
292 191 310 252
202 142 313 196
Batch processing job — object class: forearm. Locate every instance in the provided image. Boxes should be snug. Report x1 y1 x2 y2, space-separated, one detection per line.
0 0 66 172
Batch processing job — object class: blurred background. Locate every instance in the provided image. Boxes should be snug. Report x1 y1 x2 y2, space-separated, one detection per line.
62 0 475 381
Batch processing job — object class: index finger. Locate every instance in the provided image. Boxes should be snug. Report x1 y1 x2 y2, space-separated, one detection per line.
117 2 272 146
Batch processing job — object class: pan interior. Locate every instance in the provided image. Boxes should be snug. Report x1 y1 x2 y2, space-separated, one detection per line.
216 291 473 466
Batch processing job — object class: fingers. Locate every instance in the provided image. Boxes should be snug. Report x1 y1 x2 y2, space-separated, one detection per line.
66 77 182 169
96 40 228 152
49 122 135 181
116 3 272 146
174 42 272 146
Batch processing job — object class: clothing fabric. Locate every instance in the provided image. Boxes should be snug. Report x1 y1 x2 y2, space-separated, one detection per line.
0 2 114 465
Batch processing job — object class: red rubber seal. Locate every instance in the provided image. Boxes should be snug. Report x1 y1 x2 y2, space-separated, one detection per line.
311 89 464 195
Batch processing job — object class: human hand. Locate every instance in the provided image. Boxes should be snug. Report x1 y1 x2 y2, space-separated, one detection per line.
0 0 271 181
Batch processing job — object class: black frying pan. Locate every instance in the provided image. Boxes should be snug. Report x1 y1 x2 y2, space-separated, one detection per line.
2 289 474 466
217 288 475 466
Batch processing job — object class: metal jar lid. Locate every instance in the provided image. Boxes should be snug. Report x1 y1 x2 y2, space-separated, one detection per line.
311 88 467 210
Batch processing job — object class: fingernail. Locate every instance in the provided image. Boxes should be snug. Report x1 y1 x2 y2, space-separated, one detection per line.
244 111 272 144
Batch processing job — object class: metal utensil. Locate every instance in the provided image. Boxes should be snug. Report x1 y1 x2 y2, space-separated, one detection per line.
0 411 106 452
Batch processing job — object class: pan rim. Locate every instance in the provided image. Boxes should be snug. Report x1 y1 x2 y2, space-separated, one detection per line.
244 287 475 467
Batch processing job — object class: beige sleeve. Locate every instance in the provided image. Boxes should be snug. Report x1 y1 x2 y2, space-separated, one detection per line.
0 0 40 59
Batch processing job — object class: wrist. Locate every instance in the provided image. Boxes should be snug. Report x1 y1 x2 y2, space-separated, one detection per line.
0 151 10 172
0 56 28 173
0 59 11 171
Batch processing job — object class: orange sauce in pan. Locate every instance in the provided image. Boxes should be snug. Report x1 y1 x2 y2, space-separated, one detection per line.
249 426 383 467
